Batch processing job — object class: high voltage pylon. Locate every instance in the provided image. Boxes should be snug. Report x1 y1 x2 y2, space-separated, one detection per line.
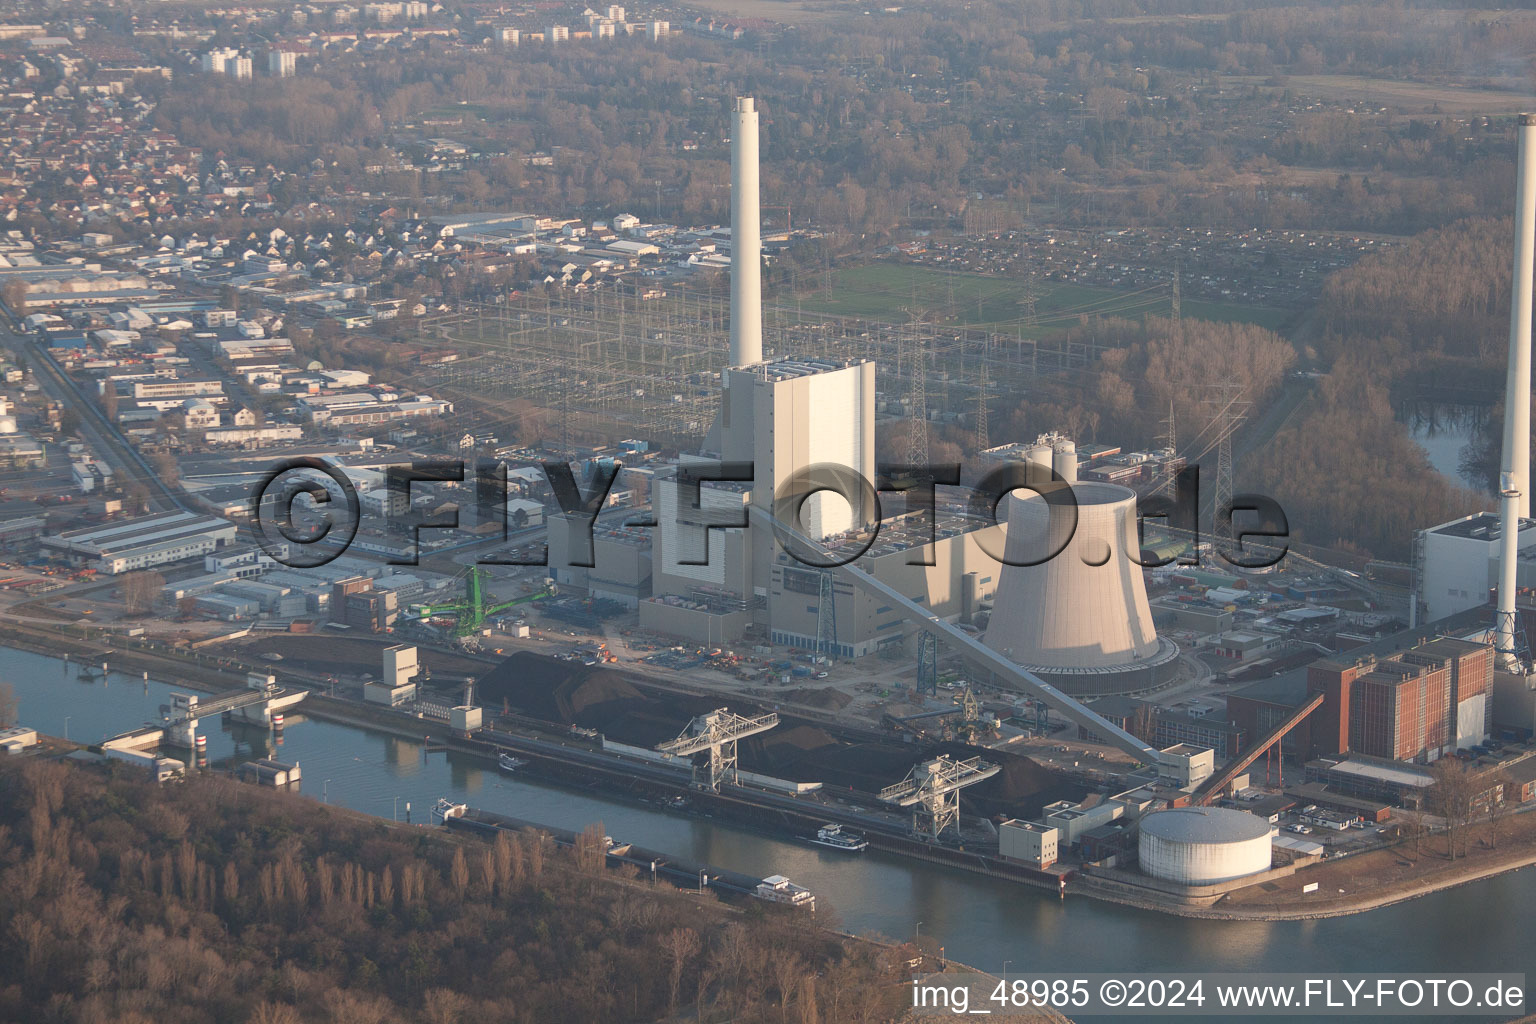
1171 267 1181 325
974 355 990 453
903 311 929 465
1204 380 1248 544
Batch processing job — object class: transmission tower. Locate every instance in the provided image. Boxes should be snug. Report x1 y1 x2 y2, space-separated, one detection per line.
916 631 939 697
904 313 929 465
1171 267 1182 325
1020 274 1039 328
1149 399 1179 498
1204 381 1247 545
974 356 990 453
816 570 839 661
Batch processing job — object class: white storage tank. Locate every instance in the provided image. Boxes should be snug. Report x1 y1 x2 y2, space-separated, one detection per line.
1052 439 1077 484
1138 807 1272 886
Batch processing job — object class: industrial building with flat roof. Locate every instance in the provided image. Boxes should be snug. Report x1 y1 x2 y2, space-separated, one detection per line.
43 510 238 574
1307 635 1492 762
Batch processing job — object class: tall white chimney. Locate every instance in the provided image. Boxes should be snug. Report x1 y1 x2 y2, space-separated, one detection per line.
1496 113 1536 670
730 96 763 367
1502 113 1536 521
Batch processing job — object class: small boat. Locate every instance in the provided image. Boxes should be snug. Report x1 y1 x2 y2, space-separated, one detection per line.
498 753 528 772
806 823 868 852
431 798 466 824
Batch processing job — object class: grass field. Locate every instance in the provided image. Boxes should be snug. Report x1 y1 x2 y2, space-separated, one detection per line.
787 264 1293 335
673 0 857 22
1228 74 1534 114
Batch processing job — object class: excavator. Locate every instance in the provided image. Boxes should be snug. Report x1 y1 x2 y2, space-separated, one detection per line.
407 565 556 637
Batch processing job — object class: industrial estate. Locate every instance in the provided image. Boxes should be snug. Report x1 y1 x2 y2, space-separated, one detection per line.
0 1 1535 1020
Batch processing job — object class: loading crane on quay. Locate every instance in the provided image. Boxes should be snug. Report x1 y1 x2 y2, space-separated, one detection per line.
879 754 1000 841
657 707 779 792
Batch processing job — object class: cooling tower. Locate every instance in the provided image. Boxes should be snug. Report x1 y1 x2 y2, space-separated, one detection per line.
983 481 1176 695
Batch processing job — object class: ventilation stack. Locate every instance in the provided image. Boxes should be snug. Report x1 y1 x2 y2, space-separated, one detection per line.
729 97 763 368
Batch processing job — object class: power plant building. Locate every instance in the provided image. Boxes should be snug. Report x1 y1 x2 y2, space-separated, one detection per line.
1306 636 1493 761
1415 512 1536 626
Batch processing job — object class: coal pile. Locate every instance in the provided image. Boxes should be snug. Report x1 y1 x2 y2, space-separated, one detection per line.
478 652 1082 818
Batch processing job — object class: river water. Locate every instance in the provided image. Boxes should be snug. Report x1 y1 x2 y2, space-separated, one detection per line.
1401 402 1495 493
3 645 1531 983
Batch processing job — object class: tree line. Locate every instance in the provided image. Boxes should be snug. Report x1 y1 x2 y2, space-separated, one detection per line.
0 759 917 1023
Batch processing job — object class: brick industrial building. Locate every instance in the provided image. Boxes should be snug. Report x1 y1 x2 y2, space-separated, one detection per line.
1304 637 1492 762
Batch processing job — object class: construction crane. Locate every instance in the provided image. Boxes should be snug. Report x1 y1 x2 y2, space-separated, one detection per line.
656 707 779 791
878 754 1000 842
407 566 556 637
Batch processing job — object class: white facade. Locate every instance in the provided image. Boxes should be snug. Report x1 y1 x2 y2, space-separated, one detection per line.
999 819 1058 868
1138 808 1272 886
1417 512 1536 625
655 468 750 588
44 511 238 574
364 680 416 706
268 50 297 77
1043 798 1123 846
383 644 419 688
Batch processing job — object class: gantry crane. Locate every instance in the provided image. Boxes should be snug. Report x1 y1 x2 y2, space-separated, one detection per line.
407 566 556 636
657 707 779 791
878 754 1000 842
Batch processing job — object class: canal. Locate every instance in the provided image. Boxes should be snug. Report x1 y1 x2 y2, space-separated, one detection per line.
2 645 1531 981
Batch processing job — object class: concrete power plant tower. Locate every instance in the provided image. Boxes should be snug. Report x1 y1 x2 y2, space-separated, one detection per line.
1496 113 1536 671
730 97 763 367
983 481 1175 695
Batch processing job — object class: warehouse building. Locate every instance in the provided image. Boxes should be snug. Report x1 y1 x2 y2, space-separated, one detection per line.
44 511 238 574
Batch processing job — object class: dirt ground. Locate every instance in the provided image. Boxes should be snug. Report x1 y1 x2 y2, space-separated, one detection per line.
1220 806 1536 916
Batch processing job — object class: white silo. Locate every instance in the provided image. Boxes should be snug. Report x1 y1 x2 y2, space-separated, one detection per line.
1052 439 1077 484
1024 443 1052 484
983 481 1174 694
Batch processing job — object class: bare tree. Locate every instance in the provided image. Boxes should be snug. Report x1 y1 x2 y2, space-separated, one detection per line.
2 280 28 316
421 988 471 1024
1482 769 1513 850
1398 809 1425 862
121 570 165 615
1428 759 1477 860
247 1002 301 1024
1128 701 1157 744
660 926 699 1016
769 949 806 1024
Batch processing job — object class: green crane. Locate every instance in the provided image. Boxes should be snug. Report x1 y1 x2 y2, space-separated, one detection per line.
408 566 556 636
